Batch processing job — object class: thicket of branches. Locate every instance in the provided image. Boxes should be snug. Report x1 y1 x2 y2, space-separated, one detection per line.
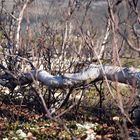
0 0 140 139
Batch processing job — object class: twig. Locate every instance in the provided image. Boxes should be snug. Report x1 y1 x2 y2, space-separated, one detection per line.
55 102 77 118
2 8 18 20
118 29 140 52
98 19 111 59
33 86 76 140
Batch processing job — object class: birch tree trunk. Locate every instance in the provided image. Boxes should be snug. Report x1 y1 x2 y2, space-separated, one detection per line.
1 64 140 90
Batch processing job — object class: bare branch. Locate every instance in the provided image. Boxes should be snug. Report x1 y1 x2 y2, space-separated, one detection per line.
16 0 30 48
1 64 140 90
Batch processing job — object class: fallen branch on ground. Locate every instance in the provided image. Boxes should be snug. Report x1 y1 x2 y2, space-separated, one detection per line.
0 64 140 90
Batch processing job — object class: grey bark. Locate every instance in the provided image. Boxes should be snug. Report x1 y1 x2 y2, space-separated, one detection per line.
0 64 140 89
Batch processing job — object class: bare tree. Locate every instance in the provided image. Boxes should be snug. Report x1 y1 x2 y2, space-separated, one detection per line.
0 1 140 139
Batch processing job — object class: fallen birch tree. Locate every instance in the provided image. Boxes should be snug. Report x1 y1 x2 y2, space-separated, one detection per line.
0 64 140 90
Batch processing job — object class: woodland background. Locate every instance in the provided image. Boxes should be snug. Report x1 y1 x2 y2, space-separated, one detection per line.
0 0 140 139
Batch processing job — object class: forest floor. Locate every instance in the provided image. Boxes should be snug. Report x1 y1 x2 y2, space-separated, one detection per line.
0 93 140 140
0 58 140 139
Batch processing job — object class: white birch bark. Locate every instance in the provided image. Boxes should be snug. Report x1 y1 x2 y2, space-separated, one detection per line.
27 64 140 88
